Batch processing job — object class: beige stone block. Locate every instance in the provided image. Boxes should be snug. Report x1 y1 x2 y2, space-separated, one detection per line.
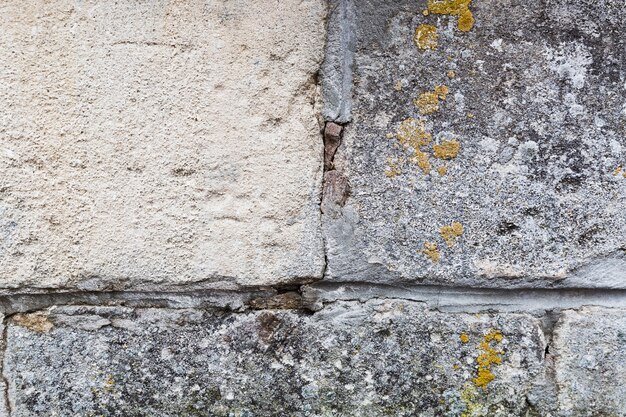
0 0 326 291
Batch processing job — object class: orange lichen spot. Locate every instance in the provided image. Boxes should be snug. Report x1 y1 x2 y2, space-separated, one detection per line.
473 329 504 388
433 140 461 159
427 0 475 32
474 368 496 387
440 221 464 247
447 70 456 79
414 85 449 115
423 241 440 262
396 117 432 150
434 85 450 98
460 333 470 343
414 24 438 50
437 165 448 176
484 329 503 343
394 81 403 91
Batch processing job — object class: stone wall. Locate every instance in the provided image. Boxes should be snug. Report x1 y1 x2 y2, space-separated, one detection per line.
0 0 625 416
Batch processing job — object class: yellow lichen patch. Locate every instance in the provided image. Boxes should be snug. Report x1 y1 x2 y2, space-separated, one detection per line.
414 24 438 50
422 9 430 16
427 0 475 32
12 312 54 333
386 132 395 139
474 367 496 387
460 383 483 417
414 85 449 115
440 222 464 247
394 118 434 175
447 70 456 79
396 117 432 149
460 333 470 343
423 241 441 262
458 8 475 32
614 166 623 176
437 165 448 176
385 157 403 177
411 150 432 174
104 375 115 393
415 92 440 115
393 81 403 91
434 85 449 98
473 329 504 388
433 140 461 159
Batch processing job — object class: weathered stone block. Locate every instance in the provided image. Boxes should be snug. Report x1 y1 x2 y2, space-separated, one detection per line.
323 0 626 288
5 302 546 416
552 307 626 416
0 0 326 291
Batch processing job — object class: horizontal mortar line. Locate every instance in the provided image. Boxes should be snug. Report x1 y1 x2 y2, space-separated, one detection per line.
302 282 626 312
0 289 274 316
2 282 626 315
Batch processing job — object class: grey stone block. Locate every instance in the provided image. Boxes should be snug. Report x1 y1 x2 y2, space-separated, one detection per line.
323 0 626 288
5 302 546 416
552 307 626 416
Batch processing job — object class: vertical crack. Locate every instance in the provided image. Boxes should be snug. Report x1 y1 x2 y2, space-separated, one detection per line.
1 315 12 417
320 122 349 215
320 121 349 282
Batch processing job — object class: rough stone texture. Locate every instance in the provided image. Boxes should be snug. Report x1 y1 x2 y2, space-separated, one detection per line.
0 0 326 291
3 0 626 415
323 0 626 288
552 307 626 416
4 301 547 417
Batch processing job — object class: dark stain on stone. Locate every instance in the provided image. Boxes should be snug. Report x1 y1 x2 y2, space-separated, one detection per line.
557 174 585 192
171 167 196 177
524 207 541 217
249 292 305 310
497 221 520 235
577 226 604 246
256 312 281 343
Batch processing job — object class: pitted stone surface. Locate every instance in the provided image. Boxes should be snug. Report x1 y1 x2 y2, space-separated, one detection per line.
4 302 547 416
552 307 626 416
323 0 626 288
0 0 326 291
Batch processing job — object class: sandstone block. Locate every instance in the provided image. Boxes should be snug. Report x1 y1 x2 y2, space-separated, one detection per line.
0 0 327 291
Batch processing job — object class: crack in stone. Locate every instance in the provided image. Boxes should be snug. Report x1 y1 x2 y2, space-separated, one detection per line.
302 282 626 313
1 316 11 417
